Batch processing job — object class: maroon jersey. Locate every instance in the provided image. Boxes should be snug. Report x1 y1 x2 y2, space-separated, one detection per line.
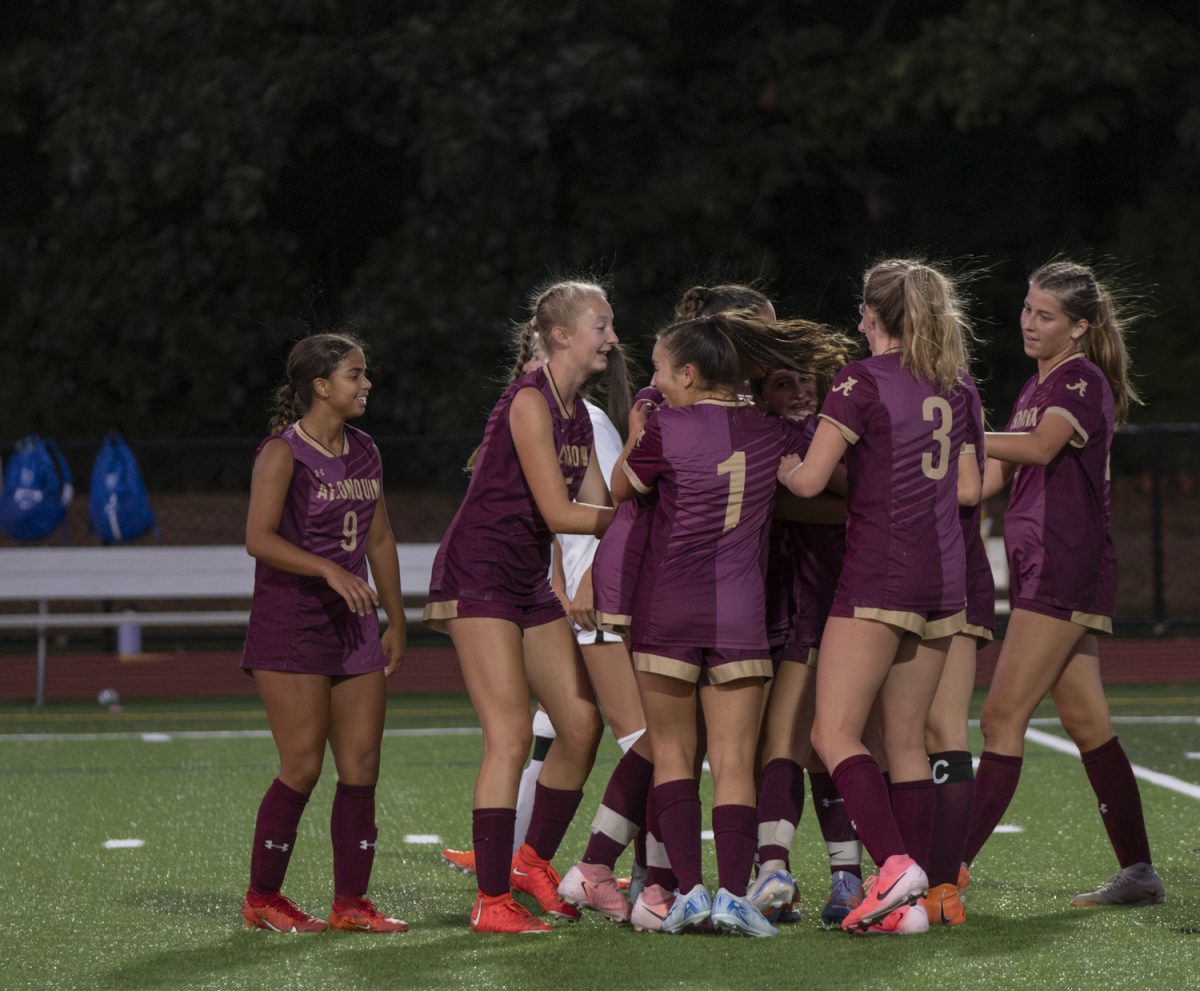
819 353 969 614
242 423 386 675
428 366 594 606
1003 354 1116 617
958 373 995 631
784 416 847 651
763 517 794 649
593 496 655 632
624 402 800 651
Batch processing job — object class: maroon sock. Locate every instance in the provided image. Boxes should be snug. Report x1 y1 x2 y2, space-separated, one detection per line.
643 782 676 890
655 778 702 891
890 778 935 873
249 778 309 895
331 782 377 898
713 804 757 896
524 783 583 862
1081 736 1153 868
810 769 861 877
830 755 906 866
473 807 516 897
963 751 1022 865
756 758 803 867
583 750 653 868
927 751 974 887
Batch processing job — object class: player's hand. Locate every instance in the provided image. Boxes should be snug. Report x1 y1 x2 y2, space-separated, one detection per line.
778 454 802 490
381 625 406 676
628 397 655 439
323 564 380 616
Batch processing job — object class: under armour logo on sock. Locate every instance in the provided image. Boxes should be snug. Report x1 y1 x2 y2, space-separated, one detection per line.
263 840 290 852
1098 803 1108 815
821 797 844 809
359 839 377 851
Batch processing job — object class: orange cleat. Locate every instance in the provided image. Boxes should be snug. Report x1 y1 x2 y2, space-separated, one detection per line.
242 890 328 933
510 843 581 919
924 882 966 926
957 862 971 898
328 895 408 932
440 848 476 875
470 890 554 933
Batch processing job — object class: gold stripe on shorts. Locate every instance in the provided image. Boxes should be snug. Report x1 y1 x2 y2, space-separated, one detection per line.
634 652 700 684
1071 611 1113 635
962 623 994 643
421 599 459 634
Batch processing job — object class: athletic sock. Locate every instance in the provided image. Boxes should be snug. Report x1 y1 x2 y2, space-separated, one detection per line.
963 751 1022 865
331 782 376 897
524 783 583 862
889 778 935 874
1081 735 1153 868
249 778 309 895
473 807 516 897
927 750 974 887
830 755 906 866
756 758 803 868
582 750 653 868
713 803 757 896
654 778 702 892
809 769 862 877
643 782 676 890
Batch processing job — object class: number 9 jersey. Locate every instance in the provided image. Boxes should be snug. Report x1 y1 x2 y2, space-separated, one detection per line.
242 423 386 676
819 352 978 620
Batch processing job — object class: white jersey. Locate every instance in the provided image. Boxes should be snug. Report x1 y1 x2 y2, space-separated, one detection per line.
557 400 623 644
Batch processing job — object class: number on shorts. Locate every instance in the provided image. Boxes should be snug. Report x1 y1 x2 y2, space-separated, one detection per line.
717 451 746 533
340 510 358 552
921 396 953 480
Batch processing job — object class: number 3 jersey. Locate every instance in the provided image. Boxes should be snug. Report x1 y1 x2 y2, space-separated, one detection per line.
819 352 978 615
622 401 803 651
242 423 386 674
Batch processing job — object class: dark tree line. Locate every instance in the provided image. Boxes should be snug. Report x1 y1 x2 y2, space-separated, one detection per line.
3 0 1199 456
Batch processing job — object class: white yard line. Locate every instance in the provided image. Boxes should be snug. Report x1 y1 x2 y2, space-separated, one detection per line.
0 726 481 743
1024 727 1200 801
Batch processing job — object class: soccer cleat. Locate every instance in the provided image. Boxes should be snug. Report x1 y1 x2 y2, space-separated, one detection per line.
328 895 409 932
558 862 631 922
510 843 581 919
1070 862 1166 907
958 862 970 898
242 891 328 933
469 890 554 933
857 902 929 936
821 870 865 925
924 882 966 926
631 883 674 933
711 887 779 938
440 848 476 875
749 866 797 915
660 883 712 934
841 854 927 933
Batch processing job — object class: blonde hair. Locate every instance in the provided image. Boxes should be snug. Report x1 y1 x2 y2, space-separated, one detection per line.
862 258 973 392
1029 260 1141 424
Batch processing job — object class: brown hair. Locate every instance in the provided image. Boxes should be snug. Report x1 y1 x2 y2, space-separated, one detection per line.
750 321 860 407
862 258 973 392
674 283 772 321
268 332 365 434
1029 260 1141 424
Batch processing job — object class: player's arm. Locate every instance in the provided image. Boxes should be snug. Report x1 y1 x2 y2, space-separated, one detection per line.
958 448 982 507
778 419 848 498
982 458 1015 499
366 467 406 675
245 437 378 616
610 399 652 505
985 412 1076 467
510 387 613 536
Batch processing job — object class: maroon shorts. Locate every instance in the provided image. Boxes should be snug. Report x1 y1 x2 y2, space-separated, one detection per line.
1010 597 1112 634
632 643 772 686
422 593 565 633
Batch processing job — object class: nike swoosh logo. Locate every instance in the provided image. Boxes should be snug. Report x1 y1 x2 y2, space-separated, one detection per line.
512 868 530 878
472 902 483 926
940 905 951 925
874 872 909 902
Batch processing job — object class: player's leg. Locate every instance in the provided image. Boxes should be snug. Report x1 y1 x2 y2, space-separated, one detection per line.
243 671 332 932
964 608 1084 866
1051 637 1164 906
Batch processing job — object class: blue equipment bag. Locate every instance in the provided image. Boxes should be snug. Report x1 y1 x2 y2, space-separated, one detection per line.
0 435 75 541
89 432 157 544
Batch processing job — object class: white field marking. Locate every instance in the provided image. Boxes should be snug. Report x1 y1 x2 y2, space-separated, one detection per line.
701 760 711 774
103 839 145 849
700 830 714 841
971 716 1200 727
0 727 482 743
1024 727 1200 801
992 825 1024 833
404 834 441 844
1185 752 1200 760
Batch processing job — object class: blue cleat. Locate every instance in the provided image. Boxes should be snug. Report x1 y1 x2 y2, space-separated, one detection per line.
661 884 712 934
821 870 865 925
711 888 779 937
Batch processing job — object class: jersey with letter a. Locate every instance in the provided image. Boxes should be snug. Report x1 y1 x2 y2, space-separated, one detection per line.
624 402 801 650
819 352 969 614
1003 354 1116 617
429 366 594 604
243 423 386 674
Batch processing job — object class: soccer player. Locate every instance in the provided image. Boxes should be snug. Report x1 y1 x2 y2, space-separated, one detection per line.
612 310 824 937
241 332 408 934
423 280 617 933
779 258 981 936
963 261 1165 907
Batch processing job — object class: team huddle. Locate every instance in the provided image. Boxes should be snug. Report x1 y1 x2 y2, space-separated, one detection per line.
237 257 1165 938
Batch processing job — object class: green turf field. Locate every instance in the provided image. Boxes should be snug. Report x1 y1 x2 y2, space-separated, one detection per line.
1 687 1197 991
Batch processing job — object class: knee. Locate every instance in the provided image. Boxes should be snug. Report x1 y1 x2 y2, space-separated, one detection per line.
278 751 324 793
554 703 603 755
486 724 533 770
